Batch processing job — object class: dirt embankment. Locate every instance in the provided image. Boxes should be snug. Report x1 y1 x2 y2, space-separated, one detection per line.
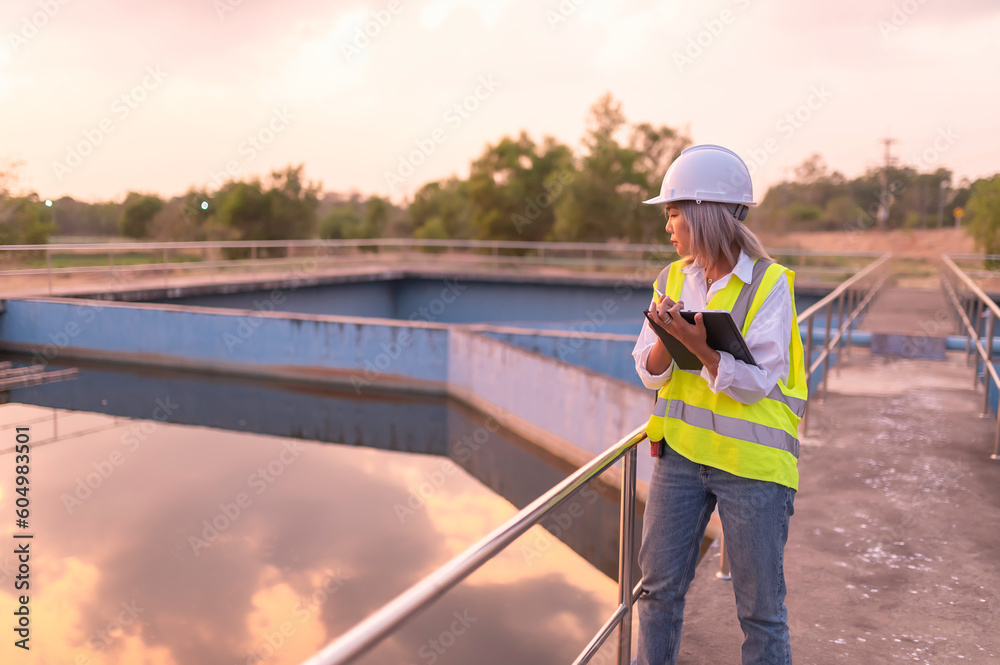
759 227 975 261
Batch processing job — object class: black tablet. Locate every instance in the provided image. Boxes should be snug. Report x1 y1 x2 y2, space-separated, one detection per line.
642 309 757 371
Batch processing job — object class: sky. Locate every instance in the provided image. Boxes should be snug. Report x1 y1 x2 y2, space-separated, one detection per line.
1 0 999 204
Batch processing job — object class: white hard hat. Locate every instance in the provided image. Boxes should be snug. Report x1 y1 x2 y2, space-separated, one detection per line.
643 144 756 219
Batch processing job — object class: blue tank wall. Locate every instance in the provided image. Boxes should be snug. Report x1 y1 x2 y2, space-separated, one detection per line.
147 277 827 334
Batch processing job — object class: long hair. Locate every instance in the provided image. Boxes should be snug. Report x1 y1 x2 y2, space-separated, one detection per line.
672 200 770 269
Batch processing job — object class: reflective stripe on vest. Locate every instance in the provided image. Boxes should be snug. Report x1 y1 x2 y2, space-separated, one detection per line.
654 384 806 421
653 398 800 457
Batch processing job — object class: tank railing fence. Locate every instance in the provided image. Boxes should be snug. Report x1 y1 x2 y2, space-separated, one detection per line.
941 255 1000 459
0 239 888 296
295 253 892 665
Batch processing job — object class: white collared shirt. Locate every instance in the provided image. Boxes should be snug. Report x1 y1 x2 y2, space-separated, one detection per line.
631 250 793 405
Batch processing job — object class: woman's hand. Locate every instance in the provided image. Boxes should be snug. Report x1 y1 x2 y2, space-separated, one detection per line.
647 295 678 332
653 302 721 377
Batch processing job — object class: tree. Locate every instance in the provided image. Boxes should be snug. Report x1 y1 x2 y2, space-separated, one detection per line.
552 93 691 243
466 132 575 242
119 192 164 239
965 176 1000 256
150 190 213 241
319 203 364 239
0 194 56 245
213 165 320 252
408 178 474 239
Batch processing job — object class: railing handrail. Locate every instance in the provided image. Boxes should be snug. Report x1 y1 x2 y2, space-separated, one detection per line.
942 255 1000 320
939 255 1000 458
301 424 648 665
0 238 891 257
796 253 891 322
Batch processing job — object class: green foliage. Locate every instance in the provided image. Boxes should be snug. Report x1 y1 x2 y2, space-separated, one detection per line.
319 203 364 239
119 192 165 239
552 93 690 243
755 155 956 234
212 165 319 254
150 190 213 241
45 196 121 236
409 179 474 239
467 132 575 242
965 175 1000 255
0 194 56 245
401 93 689 245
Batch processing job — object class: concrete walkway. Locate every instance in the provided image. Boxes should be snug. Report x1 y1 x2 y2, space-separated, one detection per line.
860 285 952 336
675 347 1000 664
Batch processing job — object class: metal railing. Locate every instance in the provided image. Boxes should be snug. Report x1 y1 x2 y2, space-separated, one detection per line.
798 253 892 435
941 255 1000 459
0 239 887 296
297 252 893 665
301 425 648 665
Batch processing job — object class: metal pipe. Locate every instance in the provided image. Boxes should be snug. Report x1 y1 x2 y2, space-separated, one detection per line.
822 301 833 402
572 605 628 665
970 299 982 369
984 312 995 416
993 418 1000 460
845 288 854 360
46 248 52 295
301 425 648 665
617 446 637 665
836 292 845 377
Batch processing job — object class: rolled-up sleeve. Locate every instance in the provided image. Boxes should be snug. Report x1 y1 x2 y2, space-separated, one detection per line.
632 300 674 390
702 274 793 404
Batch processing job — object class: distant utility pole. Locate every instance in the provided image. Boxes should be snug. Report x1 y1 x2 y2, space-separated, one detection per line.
937 180 947 228
877 136 897 230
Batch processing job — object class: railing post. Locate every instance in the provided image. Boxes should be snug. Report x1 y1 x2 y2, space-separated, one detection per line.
803 316 815 436
822 301 833 402
969 299 982 369
965 297 975 366
844 288 854 360
836 292 845 376
46 247 52 295
993 419 1000 461
162 247 169 288
983 312 995 417
617 447 637 665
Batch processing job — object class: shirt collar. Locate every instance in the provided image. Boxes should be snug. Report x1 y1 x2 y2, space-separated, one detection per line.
680 250 755 284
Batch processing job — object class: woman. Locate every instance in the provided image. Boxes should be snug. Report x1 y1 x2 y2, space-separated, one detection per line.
632 144 807 665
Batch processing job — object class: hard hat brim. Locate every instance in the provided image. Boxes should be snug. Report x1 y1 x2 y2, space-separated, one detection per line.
642 195 757 206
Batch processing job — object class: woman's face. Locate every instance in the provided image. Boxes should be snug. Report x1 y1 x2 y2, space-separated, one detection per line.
664 205 690 256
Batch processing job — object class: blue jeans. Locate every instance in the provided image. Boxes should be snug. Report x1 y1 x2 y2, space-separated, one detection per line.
636 444 795 665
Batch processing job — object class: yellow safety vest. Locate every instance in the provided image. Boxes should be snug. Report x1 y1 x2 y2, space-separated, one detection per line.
646 259 807 490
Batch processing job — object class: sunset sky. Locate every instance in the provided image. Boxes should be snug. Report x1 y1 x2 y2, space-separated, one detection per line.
1 0 999 204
